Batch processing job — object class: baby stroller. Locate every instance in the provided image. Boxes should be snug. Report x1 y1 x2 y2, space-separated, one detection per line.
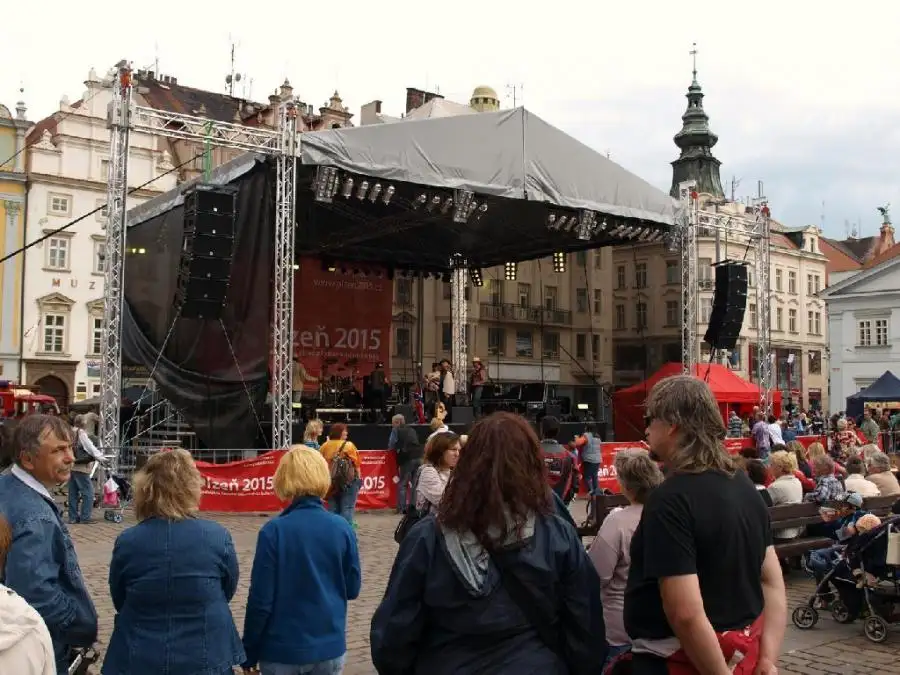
792 516 900 643
102 474 133 523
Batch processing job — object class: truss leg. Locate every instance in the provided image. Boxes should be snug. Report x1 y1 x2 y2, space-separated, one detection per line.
754 202 773 412
679 181 698 374
271 103 298 450
100 64 133 469
450 257 468 397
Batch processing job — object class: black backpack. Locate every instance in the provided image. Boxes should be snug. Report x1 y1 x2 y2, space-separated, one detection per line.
330 442 356 492
73 433 93 465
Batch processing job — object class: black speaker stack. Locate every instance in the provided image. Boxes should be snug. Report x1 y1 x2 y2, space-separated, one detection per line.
703 262 749 351
175 185 238 320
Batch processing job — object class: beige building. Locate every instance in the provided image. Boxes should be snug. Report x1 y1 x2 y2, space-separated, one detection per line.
610 67 829 412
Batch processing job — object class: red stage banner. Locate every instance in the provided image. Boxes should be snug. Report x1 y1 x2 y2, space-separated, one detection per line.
196 449 397 513
293 258 393 387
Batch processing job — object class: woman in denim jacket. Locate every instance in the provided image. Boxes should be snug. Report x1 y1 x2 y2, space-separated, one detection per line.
102 449 244 675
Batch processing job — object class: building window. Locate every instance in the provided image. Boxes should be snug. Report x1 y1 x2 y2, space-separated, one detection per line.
775 307 783 331
517 283 530 307
807 310 822 335
441 323 451 352
47 193 71 217
90 381 101 396
747 270 755 287
614 304 625 330
700 297 712 323
616 266 626 289
814 275 821 293
395 327 411 357
576 251 587 267
488 279 502 305
515 331 533 357
100 159 110 180
575 333 587 359
749 303 758 329
544 286 558 310
488 326 505 355
93 239 105 274
788 270 797 294
856 319 888 347
774 268 783 292
395 278 412 305
635 302 647 330
808 350 822 374
90 317 103 355
665 260 679 284
95 199 109 222
593 289 602 314
575 288 588 312
665 300 679 326
593 251 603 269
699 258 712 281
875 319 889 346
592 334 600 361
43 314 66 353
806 273 814 296
46 237 69 270
634 263 647 289
788 308 798 333
858 320 872 347
542 332 560 359
442 282 451 300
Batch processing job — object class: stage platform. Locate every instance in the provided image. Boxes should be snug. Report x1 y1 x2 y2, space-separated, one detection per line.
293 421 596 451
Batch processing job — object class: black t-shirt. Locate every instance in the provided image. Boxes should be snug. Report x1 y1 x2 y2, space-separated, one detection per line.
624 469 771 641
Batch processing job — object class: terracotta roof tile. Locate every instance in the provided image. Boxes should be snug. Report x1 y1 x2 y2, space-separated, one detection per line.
863 242 900 269
25 113 59 144
136 76 257 123
819 237 863 275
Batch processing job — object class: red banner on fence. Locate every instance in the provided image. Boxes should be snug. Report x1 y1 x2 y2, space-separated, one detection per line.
293 258 393 388
196 449 397 513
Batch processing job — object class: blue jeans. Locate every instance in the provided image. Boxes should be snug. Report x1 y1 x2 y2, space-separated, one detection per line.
397 459 421 510
582 461 600 495
328 479 361 525
471 385 483 416
260 654 345 675
68 471 94 522
808 544 842 584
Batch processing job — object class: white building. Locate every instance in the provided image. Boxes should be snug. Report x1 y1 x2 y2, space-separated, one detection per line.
23 68 176 407
821 247 900 409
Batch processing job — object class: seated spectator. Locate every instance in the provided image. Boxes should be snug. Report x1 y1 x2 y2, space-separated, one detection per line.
242 446 360 675
808 441 847 478
844 456 881 497
745 459 774 506
102 449 244 675
777 444 815 492
804 455 845 504
787 440 813 480
766 451 803 540
805 492 868 602
589 449 663 667
866 452 900 497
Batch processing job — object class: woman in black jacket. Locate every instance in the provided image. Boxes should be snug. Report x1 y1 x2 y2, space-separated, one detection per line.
371 412 606 675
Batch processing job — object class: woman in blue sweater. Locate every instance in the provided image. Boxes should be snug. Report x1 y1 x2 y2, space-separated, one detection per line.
242 445 361 675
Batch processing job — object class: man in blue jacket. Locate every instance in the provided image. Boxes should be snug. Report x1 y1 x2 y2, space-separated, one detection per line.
0 414 98 673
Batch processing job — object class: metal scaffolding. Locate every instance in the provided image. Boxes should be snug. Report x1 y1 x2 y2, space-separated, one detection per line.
752 198 773 412
102 61 298 467
678 181 699 373
450 254 468 395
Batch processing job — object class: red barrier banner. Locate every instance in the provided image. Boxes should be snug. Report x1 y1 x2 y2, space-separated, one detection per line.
196 449 397 513
293 258 393 388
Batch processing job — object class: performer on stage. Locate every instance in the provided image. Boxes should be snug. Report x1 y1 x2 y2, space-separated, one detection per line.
438 359 455 422
469 357 487 417
291 356 317 406
423 362 441 419
369 362 388 423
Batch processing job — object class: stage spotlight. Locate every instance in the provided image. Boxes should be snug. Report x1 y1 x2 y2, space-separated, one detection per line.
355 180 369 200
341 177 354 198
368 183 383 202
452 189 475 223
557 216 569 230
577 210 597 241
412 194 427 209
382 186 395 205
314 166 339 203
441 197 454 215
473 203 488 223
504 262 518 281
547 214 559 230
426 195 441 213
553 252 567 273
469 268 484 287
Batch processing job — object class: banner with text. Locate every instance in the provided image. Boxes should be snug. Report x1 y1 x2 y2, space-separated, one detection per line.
197 449 397 513
294 258 393 388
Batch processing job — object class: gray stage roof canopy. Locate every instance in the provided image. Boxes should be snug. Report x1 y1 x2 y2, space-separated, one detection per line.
300 107 677 226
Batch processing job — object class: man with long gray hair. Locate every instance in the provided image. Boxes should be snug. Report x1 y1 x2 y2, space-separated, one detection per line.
621 376 785 675
0 414 98 673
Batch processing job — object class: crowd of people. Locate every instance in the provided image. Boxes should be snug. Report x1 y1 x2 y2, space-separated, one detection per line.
2 375 899 674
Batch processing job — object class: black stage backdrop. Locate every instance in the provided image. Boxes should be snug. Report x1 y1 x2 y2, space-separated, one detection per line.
122 161 274 449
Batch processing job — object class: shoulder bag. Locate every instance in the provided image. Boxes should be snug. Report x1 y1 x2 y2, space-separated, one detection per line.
394 465 428 544
487 545 562 657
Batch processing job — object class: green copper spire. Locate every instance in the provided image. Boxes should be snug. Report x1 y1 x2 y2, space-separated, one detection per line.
669 44 725 199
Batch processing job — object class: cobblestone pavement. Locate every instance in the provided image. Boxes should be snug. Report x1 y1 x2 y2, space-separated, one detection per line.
70 510 900 675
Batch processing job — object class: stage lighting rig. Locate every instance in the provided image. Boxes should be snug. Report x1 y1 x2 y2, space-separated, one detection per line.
341 176 353 198
355 180 369 200
576 210 598 241
314 166 340 203
441 197 454 215
367 183 383 202
469 268 484 287
452 189 476 223
504 262 518 281
552 252 566 273
426 195 441 213
382 186 395 205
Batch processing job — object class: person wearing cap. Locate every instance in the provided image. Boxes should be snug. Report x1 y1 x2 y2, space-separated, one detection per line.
469 357 487 417
804 492 868 600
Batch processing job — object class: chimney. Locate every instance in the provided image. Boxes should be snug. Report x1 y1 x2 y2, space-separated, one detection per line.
279 78 293 101
405 88 425 113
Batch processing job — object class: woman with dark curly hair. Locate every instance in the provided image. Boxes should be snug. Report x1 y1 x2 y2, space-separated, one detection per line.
371 412 605 675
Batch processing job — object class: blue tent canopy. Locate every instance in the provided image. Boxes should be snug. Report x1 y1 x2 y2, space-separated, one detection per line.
845 371 900 417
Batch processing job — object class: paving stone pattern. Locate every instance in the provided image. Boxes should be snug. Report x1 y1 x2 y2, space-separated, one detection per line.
70 511 899 675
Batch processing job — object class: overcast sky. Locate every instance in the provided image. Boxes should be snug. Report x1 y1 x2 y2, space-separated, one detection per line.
3 1 897 239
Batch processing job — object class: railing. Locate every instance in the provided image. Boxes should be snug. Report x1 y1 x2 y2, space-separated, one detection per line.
479 302 572 326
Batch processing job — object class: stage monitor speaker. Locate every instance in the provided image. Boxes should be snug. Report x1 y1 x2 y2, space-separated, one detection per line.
175 184 238 320
450 406 474 425
393 404 416 423
704 262 749 351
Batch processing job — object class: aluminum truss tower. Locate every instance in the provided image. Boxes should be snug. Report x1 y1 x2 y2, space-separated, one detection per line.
450 254 469 395
678 181 699 373
752 198 773 412
102 62 298 468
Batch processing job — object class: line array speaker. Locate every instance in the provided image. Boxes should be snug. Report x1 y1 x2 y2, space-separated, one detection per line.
703 262 749 351
174 185 238 320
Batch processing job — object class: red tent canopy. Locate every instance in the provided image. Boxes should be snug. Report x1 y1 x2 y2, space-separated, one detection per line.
612 362 782 441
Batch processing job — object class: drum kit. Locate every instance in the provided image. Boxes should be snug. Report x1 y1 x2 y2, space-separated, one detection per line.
319 357 363 408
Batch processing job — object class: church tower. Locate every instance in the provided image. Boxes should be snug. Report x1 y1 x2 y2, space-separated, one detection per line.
669 49 725 199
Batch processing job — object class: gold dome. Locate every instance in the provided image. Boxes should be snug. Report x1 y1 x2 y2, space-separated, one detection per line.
471 85 498 100
470 85 500 113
